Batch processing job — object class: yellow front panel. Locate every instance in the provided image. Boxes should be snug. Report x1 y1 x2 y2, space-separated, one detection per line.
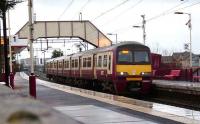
126 77 142 81
116 65 151 75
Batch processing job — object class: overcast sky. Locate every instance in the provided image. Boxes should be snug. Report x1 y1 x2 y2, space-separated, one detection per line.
9 0 200 58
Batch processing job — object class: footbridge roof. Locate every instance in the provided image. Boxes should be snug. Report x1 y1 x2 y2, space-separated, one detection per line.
15 20 112 48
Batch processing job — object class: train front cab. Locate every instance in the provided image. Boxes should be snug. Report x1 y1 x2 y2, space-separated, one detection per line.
114 44 152 94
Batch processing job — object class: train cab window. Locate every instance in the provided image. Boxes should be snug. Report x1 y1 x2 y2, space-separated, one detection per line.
134 51 149 63
118 50 133 63
98 56 102 67
103 55 107 67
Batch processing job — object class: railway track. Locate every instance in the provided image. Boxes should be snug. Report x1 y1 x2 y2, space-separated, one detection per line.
32 71 200 111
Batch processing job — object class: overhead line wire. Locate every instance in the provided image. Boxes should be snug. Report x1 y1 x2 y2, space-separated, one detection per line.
174 1 200 12
79 1 200 44
111 0 191 33
57 0 74 20
101 0 144 26
79 0 91 13
72 0 91 20
92 0 130 21
147 0 189 22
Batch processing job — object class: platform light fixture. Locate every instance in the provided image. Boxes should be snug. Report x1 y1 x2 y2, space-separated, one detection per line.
133 15 146 45
174 12 192 67
107 33 118 45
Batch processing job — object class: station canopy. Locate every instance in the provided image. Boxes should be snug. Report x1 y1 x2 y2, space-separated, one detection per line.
15 20 112 48
0 37 27 54
11 37 27 54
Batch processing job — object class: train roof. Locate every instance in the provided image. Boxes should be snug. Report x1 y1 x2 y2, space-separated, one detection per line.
71 41 145 57
46 55 71 63
46 41 148 62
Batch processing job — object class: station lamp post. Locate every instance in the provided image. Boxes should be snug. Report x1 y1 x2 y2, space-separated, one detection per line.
8 10 14 89
133 15 146 45
28 0 36 98
107 33 118 45
0 17 2 79
174 12 192 68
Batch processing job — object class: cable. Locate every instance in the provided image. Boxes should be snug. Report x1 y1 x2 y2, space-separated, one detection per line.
72 0 91 20
101 0 144 26
174 1 200 12
57 0 74 20
146 0 200 23
79 0 91 13
147 0 189 22
92 0 130 21
111 0 190 33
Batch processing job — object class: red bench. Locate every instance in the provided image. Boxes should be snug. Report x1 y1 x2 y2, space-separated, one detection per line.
164 70 181 80
193 76 200 82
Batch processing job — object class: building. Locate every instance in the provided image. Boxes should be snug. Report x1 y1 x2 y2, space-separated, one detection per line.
20 57 50 72
162 51 200 68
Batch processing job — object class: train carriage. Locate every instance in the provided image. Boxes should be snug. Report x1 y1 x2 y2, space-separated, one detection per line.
45 41 152 94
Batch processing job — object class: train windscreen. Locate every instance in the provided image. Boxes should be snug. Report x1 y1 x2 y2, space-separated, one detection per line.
118 50 150 64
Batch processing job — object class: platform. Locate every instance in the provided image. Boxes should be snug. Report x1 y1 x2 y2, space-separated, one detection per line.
11 72 200 124
153 80 200 95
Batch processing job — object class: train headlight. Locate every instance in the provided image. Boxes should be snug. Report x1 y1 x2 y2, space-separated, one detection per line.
117 72 128 76
140 72 151 76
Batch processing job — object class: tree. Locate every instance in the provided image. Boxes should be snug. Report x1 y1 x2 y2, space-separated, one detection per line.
0 0 21 86
51 50 63 58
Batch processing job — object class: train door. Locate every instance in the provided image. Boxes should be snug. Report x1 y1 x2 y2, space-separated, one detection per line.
79 57 82 77
94 54 97 79
55 60 58 76
107 52 113 75
62 59 64 76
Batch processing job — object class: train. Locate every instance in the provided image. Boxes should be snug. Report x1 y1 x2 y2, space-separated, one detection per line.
45 41 152 94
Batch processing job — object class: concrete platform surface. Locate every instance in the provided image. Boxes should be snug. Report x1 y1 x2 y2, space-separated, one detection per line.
153 80 200 94
17 72 200 124
0 82 82 124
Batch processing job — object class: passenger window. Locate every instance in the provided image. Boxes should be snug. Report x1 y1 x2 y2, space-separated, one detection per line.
54 63 56 68
64 61 66 68
83 58 86 67
79 59 81 68
87 57 91 67
75 59 78 68
98 56 102 67
72 60 75 68
94 56 97 67
67 61 69 68
59 62 62 68
103 55 107 67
